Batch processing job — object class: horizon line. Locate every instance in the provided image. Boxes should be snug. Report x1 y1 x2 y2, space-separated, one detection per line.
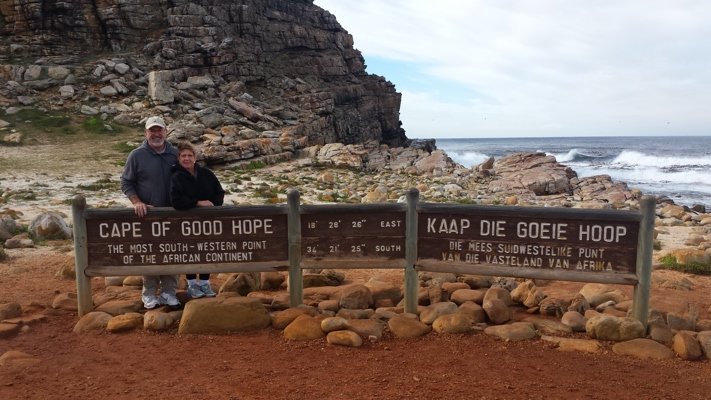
408 133 711 140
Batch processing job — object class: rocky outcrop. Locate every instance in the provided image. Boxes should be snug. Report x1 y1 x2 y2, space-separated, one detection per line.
489 152 577 195
0 0 409 166
479 152 639 207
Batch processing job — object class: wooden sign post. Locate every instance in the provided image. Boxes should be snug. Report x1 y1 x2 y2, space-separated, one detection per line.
410 190 654 325
416 204 641 283
73 197 290 315
300 203 406 269
73 190 654 326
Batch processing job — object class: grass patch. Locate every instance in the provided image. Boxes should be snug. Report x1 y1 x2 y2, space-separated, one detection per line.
112 141 138 154
6 190 38 201
76 177 119 191
2 108 128 140
317 192 345 203
229 160 267 171
83 116 108 134
657 254 711 275
0 246 7 261
2 108 72 135
455 198 478 204
246 160 266 170
265 197 286 204
251 183 287 203
83 116 126 135
253 185 280 199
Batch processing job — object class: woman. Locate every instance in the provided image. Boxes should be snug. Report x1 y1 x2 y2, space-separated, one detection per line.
170 142 225 298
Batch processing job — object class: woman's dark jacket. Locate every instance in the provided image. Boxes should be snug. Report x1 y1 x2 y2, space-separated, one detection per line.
170 163 225 210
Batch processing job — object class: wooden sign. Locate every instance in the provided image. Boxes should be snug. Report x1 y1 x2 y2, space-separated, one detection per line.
72 193 655 320
84 207 288 267
418 206 640 274
300 205 406 267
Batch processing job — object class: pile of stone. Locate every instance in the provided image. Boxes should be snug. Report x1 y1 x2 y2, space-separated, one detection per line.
2 268 700 362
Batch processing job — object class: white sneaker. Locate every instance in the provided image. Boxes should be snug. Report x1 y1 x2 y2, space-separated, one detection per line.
159 292 181 308
142 295 160 310
187 283 205 299
198 281 216 297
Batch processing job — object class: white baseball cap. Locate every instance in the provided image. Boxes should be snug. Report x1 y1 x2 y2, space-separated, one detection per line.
145 116 166 129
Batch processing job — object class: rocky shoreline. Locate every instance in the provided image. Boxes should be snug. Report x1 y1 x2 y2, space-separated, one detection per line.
2 143 711 357
2 141 711 251
0 138 711 226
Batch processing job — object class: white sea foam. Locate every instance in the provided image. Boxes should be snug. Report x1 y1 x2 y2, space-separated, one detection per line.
438 136 711 206
448 151 491 168
612 150 711 168
578 165 711 185
551 149 577 162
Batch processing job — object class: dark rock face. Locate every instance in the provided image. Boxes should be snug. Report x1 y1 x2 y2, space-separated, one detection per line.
0 0 408 148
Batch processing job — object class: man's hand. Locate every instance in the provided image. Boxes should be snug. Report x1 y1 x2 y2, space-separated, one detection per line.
130 196 151 217
133 201 151 217
197 200 214 207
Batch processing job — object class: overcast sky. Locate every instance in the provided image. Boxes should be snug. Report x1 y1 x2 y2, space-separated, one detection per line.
314 0 711 138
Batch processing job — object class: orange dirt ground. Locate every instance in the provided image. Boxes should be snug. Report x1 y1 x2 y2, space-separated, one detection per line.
1 247 711 400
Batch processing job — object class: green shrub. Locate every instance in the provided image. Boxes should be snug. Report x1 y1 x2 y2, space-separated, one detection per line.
112 141 138 154
456 198 477 204
83 116 109 134
657 254 711 275
77 177 118 191
19 191 36 200
3 108 72 135
246 160 266 170
253 185 280 199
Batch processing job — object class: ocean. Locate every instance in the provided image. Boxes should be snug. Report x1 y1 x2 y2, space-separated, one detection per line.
436 136 711 208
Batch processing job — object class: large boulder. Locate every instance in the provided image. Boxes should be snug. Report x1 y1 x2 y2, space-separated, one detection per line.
0 216 16 240
106 313 144 333
432 312 474 334
283 314 325 341
73 311 112 333
387 315 431 338
585 315 645 341
484 322 537 341
578 283 627 307
0 303 22 320
420 301 459 325
316 143 366 169
483 298 512 324
0 351 40 368
219 272 260 296
698 331 711 359
338 284 373 310
271 306 319 329
178 297 271 334
671 331 703 361
489 152 576 195
326 330 363 347
29 212 72 240
612 338 675 360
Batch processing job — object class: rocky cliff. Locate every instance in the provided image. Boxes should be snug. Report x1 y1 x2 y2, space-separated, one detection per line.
0 0 409 165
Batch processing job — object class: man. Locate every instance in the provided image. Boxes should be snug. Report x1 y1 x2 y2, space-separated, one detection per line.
120 116 180 310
